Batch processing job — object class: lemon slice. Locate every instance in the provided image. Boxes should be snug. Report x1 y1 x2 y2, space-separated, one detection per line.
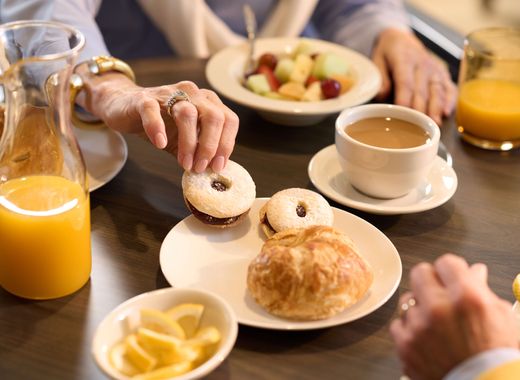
125 334 157 373
513 274 520 302
140 308 186 340
137 327 183 352
190 326 221 346
132 361 193 380
166 303 205 338
177 343 205 363
108 342 140 376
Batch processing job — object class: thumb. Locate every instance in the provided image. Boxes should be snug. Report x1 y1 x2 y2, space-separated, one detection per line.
372 51 391 101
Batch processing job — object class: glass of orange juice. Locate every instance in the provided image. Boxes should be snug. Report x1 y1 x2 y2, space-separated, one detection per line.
456 27 520 151
0 21 90 299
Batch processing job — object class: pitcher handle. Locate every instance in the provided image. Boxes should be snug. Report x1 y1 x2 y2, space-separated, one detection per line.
69 73 106 130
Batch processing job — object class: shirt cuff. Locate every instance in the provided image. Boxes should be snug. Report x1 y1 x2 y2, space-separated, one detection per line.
444 348 520 380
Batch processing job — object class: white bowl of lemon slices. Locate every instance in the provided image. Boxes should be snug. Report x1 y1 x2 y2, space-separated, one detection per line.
92 288 238 380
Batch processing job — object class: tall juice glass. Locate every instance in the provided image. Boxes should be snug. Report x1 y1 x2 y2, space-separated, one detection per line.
456 27 520 150
0 21 90 299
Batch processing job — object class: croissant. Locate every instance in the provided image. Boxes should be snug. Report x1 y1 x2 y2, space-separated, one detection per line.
247 225 373 320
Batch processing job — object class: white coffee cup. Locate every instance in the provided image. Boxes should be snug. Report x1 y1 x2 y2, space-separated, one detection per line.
335 104 440 199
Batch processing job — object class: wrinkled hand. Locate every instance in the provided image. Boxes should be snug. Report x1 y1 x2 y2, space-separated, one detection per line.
390 254 518 380
79 73 239 173
372 28 457 125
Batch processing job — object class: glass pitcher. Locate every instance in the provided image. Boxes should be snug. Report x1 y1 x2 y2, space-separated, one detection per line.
0 21 91 299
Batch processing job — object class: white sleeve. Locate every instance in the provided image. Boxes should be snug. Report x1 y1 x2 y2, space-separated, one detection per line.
312 0 411 57
444 348 520 380
0 0 109 61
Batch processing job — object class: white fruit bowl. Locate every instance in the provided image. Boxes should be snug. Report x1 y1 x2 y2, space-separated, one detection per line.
92 287 238 380
206 37 381 127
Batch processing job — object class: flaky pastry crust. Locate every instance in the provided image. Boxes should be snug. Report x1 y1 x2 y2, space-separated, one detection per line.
247 226 373 320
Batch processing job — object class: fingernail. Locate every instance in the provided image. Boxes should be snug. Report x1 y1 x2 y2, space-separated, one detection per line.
155 133 167 149
211 156 225 173
194 159 208 173
182 154 193 171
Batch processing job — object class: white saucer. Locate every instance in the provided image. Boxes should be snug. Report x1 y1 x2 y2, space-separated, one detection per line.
73 127 128 192
160 198 401 331
308 145 458 215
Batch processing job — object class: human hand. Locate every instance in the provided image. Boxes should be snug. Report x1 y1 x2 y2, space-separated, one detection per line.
78 72 239 173
390 254 518 380
372 28 457 125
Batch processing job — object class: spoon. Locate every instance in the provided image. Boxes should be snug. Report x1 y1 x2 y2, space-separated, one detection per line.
243 4 257 75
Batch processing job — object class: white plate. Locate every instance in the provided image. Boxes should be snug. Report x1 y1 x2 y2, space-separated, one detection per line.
308 145 458 215
206 37 381 126
160 198 401 330
73 127 128 192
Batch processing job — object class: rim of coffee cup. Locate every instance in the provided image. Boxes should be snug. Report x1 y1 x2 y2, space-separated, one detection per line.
335 104 440 152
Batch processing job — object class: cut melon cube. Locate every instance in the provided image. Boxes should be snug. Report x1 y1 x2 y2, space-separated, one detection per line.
246 74 271 95
264 91 285 100
274 58 295 83
293 41 315 57
278 82 306 100
301 81 323 102
289 54 313 84
312 53 349 80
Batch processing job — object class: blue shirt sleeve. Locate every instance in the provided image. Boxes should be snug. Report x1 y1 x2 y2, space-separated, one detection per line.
311 0 411 57
0 0 109 61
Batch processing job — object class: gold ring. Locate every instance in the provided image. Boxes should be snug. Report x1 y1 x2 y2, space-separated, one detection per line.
166 90 191 117
399 297 416 318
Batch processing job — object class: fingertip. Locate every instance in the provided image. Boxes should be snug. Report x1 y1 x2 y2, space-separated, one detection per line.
179 154 193 171
375 84 390 101
431 113 442 126
211 155 225 173
155 133 167 149
193 159 209 173
375 70 391 102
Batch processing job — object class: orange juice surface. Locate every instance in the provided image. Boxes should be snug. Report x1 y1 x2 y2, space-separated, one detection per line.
457 79 520 141
0 175 91 299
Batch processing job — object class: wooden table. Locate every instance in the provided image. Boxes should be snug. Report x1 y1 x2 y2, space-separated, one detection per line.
1 57 519 380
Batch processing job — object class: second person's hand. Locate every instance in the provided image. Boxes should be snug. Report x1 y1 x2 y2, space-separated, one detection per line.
372 28 457 125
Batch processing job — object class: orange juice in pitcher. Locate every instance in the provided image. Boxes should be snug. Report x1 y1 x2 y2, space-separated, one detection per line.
0 21 90 299
0 176 91 299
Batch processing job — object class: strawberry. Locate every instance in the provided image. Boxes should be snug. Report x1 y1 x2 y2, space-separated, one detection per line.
305 75 319 87
256 65 280 91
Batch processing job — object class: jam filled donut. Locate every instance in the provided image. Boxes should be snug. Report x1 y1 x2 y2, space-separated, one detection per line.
182 160 256 228
259 188 333 238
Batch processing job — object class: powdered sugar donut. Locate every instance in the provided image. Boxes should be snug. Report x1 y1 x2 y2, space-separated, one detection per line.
259 188 333 237
182 160 256 228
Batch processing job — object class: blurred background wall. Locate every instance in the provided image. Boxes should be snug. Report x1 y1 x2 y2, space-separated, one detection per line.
406 0 520 35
